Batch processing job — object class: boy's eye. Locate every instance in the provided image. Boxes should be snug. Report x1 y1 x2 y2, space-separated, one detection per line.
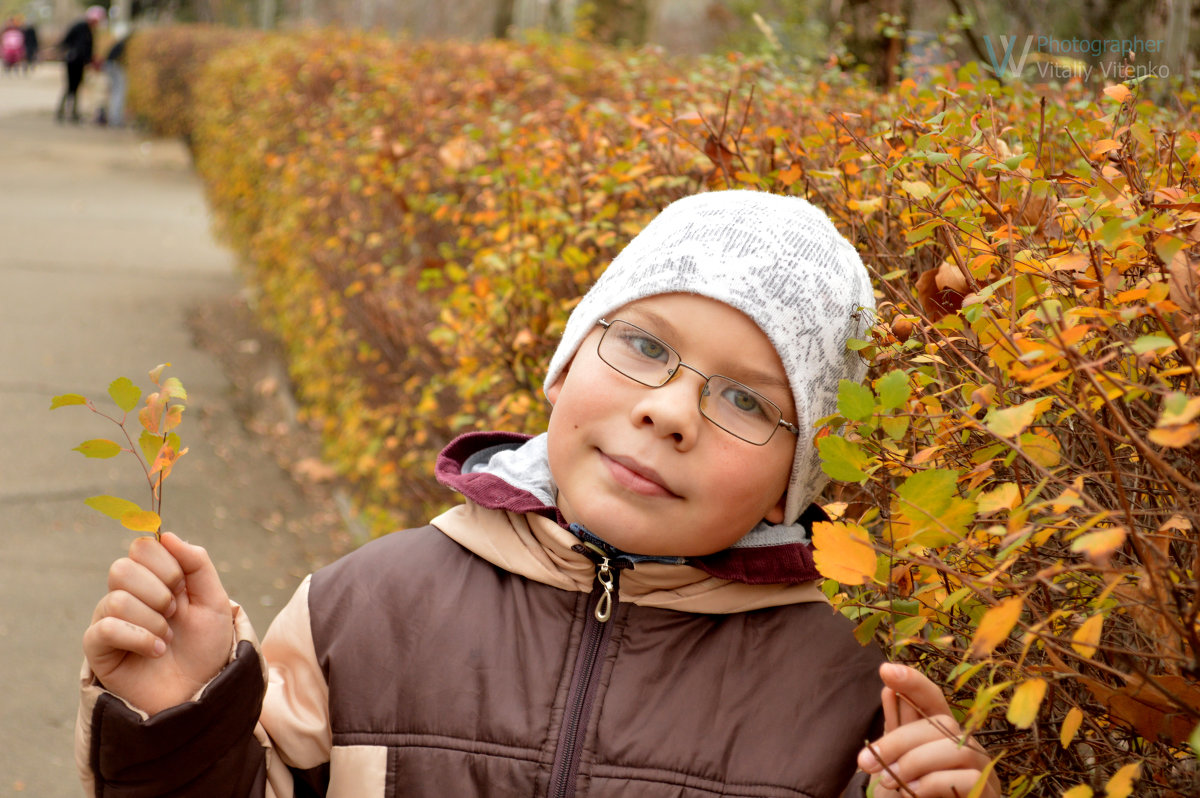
721 385 767 417
628 334 669 362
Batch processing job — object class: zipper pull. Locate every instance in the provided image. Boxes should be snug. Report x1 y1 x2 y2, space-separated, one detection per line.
594 556 615 622
580 541 616 623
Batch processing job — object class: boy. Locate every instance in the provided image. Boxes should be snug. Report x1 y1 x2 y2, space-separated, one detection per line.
79 191 997 797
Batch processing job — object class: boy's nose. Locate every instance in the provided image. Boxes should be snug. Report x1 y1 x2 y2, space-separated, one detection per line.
632 368 705 446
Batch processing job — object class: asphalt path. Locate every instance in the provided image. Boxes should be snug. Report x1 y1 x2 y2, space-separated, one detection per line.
0 63 342 797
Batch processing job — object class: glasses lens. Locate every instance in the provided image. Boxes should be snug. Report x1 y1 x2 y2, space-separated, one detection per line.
598 321 678 386
700 376 783 445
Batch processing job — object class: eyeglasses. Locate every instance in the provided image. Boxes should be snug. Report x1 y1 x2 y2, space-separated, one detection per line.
595 319 799 446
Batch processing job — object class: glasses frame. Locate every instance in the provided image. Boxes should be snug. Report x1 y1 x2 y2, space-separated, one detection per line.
595 319 800 446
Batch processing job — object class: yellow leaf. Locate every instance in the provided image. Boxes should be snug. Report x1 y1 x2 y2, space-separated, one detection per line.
985 399 1042 437
1060 706 1084 747
1103 762 1140 798
969 596 1023 657
1020 431 1062 468
848 196 884 214
811 521 877 586
1160 394 1200 426
1070 527 1127 563
1062 786 1094 798
1071 613 1104 659
120 509 162 534
900 180 932 199
977 482 1020 515
1007 678 1047 728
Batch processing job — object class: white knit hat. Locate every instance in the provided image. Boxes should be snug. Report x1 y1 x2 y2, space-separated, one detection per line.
544 190 875 534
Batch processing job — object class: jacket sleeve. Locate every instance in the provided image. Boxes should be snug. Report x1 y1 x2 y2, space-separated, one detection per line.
76 578 332 797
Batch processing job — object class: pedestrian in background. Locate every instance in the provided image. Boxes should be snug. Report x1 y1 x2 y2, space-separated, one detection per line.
55 5 105 124
104 35 129 127
21 19 37 72
2 18 25 74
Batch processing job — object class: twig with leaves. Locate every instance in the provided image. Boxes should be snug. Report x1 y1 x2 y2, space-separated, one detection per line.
51 363 189 540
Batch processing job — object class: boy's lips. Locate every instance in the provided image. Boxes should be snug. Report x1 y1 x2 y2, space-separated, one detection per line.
600 452 680 498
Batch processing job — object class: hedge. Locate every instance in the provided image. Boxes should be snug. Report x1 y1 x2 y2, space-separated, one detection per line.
129 26 1200 796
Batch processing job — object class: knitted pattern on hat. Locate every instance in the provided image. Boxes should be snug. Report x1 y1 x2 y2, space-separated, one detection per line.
544 190 875 546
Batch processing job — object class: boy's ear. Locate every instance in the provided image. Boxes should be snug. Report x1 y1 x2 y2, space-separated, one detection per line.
763 488 787 525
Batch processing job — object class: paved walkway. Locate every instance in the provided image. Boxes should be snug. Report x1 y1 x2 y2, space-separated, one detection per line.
0 65 342 797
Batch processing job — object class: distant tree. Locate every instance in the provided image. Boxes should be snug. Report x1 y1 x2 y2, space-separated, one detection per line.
579 0 648 46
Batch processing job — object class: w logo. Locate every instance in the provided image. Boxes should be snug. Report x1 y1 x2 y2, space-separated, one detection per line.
982 35 1034 78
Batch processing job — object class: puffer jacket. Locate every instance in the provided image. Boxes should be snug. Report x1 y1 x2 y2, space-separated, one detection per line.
77 432 884 797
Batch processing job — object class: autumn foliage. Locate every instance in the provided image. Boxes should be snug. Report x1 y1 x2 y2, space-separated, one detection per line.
127 27 1200 796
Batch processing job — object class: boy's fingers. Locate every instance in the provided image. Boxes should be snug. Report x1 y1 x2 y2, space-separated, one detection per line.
84 613 166 664
874 769 994 798
882 685 900 733
879 663 953 726
859 717 950 774
107 556 176 617
865 732 988 784
159 532 228 608
95 589 172 643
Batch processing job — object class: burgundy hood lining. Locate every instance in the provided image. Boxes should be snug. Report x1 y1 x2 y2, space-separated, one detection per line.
434 432 825 585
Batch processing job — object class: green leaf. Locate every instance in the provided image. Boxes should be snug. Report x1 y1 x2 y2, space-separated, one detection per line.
108 377 141 413
896 469 958 520
818 435 871 483
1189 720 1200 759
85 495 143 521
837 380 875 422
1155 233 1186 264
876 370 911 413
50 393 87 409
139 429 164 465
73 439 122 458
1131 334 1174 354
160 377 188 402
1099 217 1129 248
880 415 910 440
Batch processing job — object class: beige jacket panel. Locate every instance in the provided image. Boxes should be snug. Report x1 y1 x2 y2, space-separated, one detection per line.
431 502 828 613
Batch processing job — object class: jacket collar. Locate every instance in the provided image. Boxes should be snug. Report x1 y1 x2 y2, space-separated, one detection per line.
435 431 827 585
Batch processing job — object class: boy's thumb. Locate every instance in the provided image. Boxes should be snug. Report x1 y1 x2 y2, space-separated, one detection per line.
160 532 228 605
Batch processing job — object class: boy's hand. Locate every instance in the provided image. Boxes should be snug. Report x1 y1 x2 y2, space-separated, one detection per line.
83 533 234 716
858 663 1000 798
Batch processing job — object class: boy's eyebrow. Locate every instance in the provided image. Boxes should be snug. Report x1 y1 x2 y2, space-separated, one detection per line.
620 307 794 399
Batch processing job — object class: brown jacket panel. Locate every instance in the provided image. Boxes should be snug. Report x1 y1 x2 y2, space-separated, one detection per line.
307 526 882 798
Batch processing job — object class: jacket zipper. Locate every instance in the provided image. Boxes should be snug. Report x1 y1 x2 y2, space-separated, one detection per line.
547 552 619 798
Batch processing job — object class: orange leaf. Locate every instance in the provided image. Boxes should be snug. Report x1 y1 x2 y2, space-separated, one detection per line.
969 596 1023 657
1060 706 1084 747
1148 424 1200 448
1103 84 1132 103
1089 139 1121 159
777 164 803 186
811 521 878 586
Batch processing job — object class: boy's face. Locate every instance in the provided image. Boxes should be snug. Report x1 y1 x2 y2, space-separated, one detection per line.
545 293 795 556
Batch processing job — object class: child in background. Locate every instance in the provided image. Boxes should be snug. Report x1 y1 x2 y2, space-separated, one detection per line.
78 190 998 797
